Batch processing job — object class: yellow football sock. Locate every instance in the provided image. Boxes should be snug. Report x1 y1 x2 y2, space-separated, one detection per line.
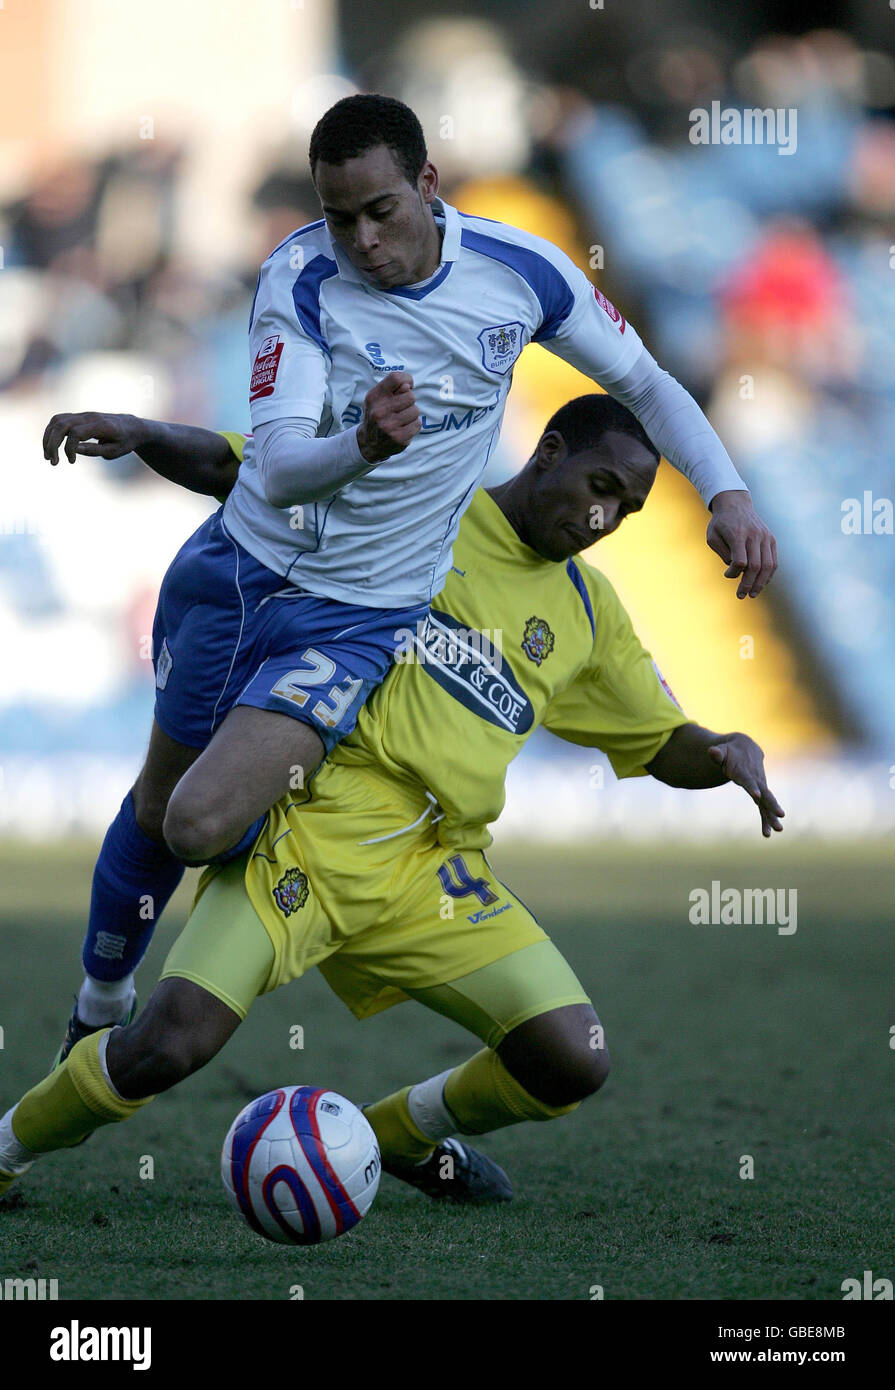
366 1050 580 1167
364 1086 436 1166
444 1047 580 1134
12 1030 153 1152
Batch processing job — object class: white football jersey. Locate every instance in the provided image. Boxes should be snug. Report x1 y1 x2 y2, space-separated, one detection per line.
223 198 643 607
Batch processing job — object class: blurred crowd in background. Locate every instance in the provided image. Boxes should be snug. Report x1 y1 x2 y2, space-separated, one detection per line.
2 0 894 838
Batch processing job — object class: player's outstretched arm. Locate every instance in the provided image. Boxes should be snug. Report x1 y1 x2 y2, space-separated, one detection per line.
535 252 778 596
604 355 777 599
42 412 239 498
645 723 784 838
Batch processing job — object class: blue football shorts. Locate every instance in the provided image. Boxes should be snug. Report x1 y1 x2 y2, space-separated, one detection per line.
151 510 428 754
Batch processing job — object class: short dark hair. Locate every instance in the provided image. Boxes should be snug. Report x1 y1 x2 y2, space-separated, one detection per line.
252 168 318 214
309 94 428 186
543 394 659 462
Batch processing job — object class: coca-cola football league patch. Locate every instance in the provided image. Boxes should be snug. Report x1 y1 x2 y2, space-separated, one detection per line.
250 334 284 402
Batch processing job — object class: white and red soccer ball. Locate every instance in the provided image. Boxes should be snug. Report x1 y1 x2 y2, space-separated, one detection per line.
221 1085 380 1245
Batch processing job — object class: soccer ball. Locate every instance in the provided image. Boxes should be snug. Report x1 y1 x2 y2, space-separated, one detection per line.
221 1085 380 1245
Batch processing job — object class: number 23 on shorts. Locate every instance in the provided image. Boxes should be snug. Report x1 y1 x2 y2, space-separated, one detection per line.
271 649 362 729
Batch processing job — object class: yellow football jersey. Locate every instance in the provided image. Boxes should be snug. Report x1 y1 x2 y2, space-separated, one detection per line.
219 433 688 848
331 487 689 849
195 441 692 1014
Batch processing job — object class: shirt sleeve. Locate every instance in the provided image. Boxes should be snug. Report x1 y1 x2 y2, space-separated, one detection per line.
253 417 377 508
533 245 644 380
533 246 746 504
601 349 747 504
542 566 690 778
247 252 330 428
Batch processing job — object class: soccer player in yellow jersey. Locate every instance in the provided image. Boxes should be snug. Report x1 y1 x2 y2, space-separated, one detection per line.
1 397 783 1203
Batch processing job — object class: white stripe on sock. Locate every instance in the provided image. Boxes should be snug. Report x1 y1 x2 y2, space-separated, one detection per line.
0 1105 39 1168
97 1030 129 1103
407 1069 459 1141
78 974 135 1028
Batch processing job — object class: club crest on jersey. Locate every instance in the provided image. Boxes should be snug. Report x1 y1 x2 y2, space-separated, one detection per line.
272 867 309 917
478 321 524 376
521 615 555 666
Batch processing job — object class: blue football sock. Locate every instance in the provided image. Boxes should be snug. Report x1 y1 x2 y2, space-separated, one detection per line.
82 792 185 982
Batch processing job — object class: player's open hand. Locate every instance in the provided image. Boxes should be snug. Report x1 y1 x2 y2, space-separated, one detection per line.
357 372 421 464
709 735 784 838
43 412 150 465
706 490 777 599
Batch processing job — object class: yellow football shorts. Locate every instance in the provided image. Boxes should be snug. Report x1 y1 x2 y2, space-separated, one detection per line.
160 759 591 1046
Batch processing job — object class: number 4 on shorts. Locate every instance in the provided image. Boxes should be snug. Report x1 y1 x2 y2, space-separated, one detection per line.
436 854 499 906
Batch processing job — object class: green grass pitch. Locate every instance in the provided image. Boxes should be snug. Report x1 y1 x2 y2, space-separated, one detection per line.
0 838 892 1301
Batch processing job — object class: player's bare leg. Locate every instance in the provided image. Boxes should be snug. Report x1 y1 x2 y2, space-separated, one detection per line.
105 979 241 1098
1 980 239 1194
57 711 321 1066
162 705 325 864
366 1002 609 1204
131 720 203 843
497 1002 610 1105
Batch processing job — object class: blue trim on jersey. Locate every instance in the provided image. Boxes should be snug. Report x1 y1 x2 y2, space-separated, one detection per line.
269 218 326 259
291 254 339 355
383 261 453 300
458 210 503 225
459 228 575 340
282 495 335 583
566 559 596 638
423 420 501 601
248 272 262 332
250 223 328 331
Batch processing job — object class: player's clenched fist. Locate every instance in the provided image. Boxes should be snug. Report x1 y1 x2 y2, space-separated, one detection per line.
42 412 149 465
357 371 421 464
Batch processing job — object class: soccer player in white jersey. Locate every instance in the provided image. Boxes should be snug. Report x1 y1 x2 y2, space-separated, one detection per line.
42 93 776 1066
